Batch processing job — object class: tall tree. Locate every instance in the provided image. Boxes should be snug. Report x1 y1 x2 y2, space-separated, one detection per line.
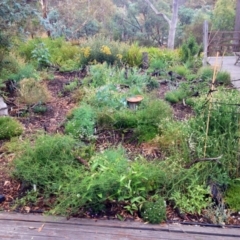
144 0 180 49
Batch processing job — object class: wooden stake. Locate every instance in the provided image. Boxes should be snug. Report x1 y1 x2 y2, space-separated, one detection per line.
203 52 219 158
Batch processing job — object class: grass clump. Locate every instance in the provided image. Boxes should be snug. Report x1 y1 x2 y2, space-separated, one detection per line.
165 89 187 103
0 116 23 140
197 66 214 81
19 78 50 105
216 71 231 85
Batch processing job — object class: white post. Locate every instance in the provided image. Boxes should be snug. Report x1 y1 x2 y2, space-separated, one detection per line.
203 20 209 66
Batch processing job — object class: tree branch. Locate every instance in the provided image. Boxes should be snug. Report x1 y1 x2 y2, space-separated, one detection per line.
144 0 171 25
185 155 223 169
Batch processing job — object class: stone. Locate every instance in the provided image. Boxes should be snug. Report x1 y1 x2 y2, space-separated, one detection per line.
0 96 8 116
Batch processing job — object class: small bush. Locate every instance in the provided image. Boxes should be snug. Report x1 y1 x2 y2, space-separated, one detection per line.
170 185 211 214
165 89 187 103
12 134 78 187
9 64 39 82
197 66 214 81
171 65 190 78
125 43 142 67
65 103 96 140
19 78 50 105
0 116 23 139
79 36 128 66
31 42 51 69
216 71 231 85
141 196 166 224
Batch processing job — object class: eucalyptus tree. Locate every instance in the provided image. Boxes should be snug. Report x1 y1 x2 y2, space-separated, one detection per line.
211 0 236 30
144 0 180 49
41 0 116 39
109 0 169 46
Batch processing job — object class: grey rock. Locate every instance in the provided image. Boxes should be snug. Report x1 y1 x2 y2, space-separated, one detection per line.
0 96 8 116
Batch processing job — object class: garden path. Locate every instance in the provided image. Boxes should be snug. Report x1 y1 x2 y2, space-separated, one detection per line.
1 212 240 240
208 56 240 88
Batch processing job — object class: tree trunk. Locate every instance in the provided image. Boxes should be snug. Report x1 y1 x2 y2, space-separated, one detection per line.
40 0 51 37
167 0 179 49
144 0 180 49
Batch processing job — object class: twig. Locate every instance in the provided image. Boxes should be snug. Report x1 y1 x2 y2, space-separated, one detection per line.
38 223 45 232
185 155 223 169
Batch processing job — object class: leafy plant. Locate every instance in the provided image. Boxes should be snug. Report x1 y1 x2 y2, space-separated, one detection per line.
170 185 211 214
31 42 51 69
0 116 23 139
65 103 96 140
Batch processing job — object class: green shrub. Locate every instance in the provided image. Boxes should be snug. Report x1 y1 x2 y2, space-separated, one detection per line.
171 65 190 78
0 116 23 139
9 64 39 82
63 80 79 92
65 103 96 140
225 181 240 211
18 38 81 71
125 43 142 67
52 148 166 215
141 196 166 223
170 185 211 214
216 71 231 85
197 66 214 80
146 47 180 66
31 42 51 69
79 36 128 66
165 89 187 103
180 36 202 65
12 134 78 187
19 78 50 105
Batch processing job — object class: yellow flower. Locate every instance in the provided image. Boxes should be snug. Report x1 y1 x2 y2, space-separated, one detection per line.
100 45 111 55
82 47 91 58
116 54 122 59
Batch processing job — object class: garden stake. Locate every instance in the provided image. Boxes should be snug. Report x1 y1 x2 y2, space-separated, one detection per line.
203 52 219 158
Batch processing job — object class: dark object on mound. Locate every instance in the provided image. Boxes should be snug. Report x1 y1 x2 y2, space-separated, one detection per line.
0 194 6 203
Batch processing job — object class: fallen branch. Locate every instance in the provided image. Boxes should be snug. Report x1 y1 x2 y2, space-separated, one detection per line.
76 157 90 170
185 155 222 169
